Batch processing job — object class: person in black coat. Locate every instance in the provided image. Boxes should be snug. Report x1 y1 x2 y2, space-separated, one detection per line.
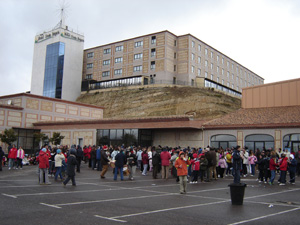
100 147 110 179
63 149 78 186
114 149 126 181
152 149 161 179
76 145 83 173
0 147 4 171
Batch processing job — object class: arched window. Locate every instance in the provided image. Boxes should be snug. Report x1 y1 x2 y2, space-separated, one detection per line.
283 134 300 153
245 134 274 151
210 135 237 149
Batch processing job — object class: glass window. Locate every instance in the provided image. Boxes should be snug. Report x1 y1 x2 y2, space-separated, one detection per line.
150 61 155 70
198 44 201 51
115 45 123 52
151 49 156 57
86 74 93 79
192 40 195 48
245 134 274 151
134 41 143 48
205 48 208 55
102 71 110 77
210 134 237 149
114 69 122 75
134 53 143 60
103 59 110 66
87 52 94 58
191 66 194 73
198 68 201 76
192 53 195 60
103 48 111 54
151 36 156 44
115 57 123 63
133 65 142 72
198 56 201 64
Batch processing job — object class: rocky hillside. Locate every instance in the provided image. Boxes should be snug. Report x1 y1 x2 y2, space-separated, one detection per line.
77 86 241 120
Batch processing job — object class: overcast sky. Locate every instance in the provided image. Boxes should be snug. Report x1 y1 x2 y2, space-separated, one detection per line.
0 0 299 96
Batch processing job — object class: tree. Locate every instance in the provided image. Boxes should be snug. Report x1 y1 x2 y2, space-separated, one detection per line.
0 128 17 146
49 132 65 145
33 132 49 146
122 133 137 147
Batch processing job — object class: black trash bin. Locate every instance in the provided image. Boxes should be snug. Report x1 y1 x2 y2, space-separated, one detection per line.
228 183 247 205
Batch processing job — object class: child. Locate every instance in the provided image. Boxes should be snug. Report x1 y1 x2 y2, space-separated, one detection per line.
199 155 208 182
63 149 78 187
218 155 227 178
248 150 257 176
190 153 200 183
175 151 191 194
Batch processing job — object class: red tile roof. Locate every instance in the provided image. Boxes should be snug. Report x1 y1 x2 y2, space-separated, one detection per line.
204 106 300 129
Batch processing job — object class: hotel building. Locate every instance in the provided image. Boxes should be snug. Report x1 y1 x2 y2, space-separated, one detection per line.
82 30 264 97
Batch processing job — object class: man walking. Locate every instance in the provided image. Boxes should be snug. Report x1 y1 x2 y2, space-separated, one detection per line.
100 146 110 179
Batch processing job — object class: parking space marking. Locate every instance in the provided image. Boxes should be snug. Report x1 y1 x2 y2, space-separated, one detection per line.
244 188 300 200
228 207 300 225
108 200 230 220
94 215 127 223
55 193 176 207
40 203 62 209
2 193 17 198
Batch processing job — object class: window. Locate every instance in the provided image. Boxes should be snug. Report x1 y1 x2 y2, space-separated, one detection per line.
174 40 177 46
198 44 201 51
192 53 195 60
211 74 213 80
150 61 155 70
114 69 122 75
217 66 219 73
205 72 208 78
134 53 143 60
222 57 224 64
198 56 201 64
133 65 142 72
151 49 156 57
222 68 224 75
217 77 219 83
217 55 219 62
103 59 110 66
231 84 234 89
102 71 110 77
151 36 156 44
174 65 176 72
205 48 208 55
211 134 237 149
232 74 234 80
198 68 201 76
232 63 234 70
236 76 239 83
135 41 143 48
115 45 123 52
205 60 208 67
86 74 93 79
87 52 94 58
227 71 229 78
115 57 123 63
192 41 195 48
227 61 229 68
237 86 239 91
104 48 111 54
87 63 93 69
245 134 274 151
211 63 213 70
174 52 176 59
191 66 195 73
222 79 224 85
211 52 213 59
227 82 229 87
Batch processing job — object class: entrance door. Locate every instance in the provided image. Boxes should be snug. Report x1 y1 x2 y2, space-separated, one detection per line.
292 142 300 152
254 142 264 151
78 138 83 147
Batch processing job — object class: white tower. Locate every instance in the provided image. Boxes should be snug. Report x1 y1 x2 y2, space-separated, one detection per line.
30 5 84 101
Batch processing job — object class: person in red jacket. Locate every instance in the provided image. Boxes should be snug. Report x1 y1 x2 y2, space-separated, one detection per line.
190 153 200 183
37 148 51 185
269 151 278 185
8 145 17 170
175 151 191 194
278 154 288 185
160 148 171 180
142 149 149 176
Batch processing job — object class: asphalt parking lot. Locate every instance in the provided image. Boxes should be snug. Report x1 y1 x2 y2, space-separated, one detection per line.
1 164 300 225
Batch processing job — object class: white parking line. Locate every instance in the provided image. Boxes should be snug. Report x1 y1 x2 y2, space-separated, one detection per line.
244 188 300 200
2 193 17 198
40 203 62 209
94 215 127 223
228 207 300 225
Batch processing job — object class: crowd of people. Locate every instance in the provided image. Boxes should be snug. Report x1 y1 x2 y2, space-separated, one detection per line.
2 143 299 193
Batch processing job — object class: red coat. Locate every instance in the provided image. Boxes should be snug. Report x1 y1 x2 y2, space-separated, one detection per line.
269 158 278 170
142 152 149 164
8 147 17 159
191 159 200 171
279 157 288 171
160 151 171 166
37 151 49 169
175 156 191 176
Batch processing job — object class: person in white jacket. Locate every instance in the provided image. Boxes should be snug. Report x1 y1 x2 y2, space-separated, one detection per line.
242 149 249 177
54 149 65 181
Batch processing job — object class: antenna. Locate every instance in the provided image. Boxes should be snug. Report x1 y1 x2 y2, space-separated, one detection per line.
55 0 70 29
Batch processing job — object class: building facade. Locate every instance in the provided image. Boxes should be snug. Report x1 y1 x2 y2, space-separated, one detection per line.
82 30 264 97
0 93 103 153
31 23 84 101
